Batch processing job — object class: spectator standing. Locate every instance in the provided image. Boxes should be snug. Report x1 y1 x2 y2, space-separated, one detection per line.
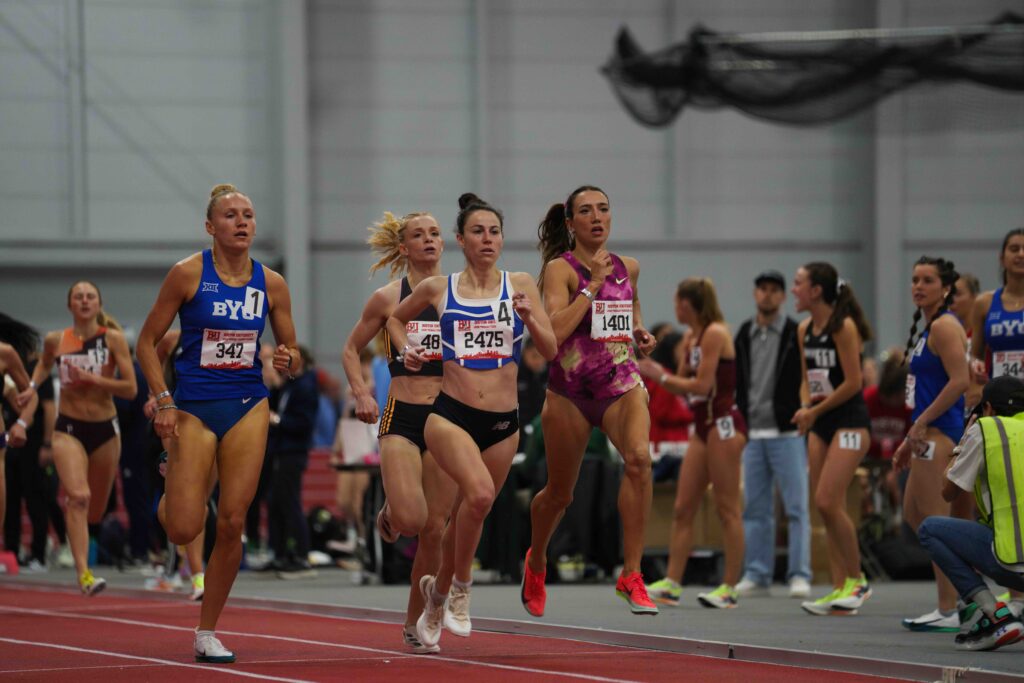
733 270 811 598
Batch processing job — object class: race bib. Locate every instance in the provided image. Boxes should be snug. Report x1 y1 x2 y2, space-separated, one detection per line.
807 368 834 402
716 416 736 441
905 374 916 411
913 440 936 461
837 430 862 451
591 300 633 342
405 321 442 361
454 319 512 360
200 329 258 369
58 351 108 383
992 350 1024 379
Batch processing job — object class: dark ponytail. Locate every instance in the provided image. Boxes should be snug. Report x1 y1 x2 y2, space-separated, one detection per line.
804 262 872 342
903 256 959 363
537 185 607 290
455 192 502 235
0 312 40 365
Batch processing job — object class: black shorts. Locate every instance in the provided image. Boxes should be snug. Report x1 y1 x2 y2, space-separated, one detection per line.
810 397 871 447
430 392 519 452
378 397 432 453
55 414 120 454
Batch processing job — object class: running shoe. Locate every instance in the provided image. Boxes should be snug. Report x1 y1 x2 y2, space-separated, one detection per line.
190 573 205 602
956 603 1024 651
403 625 440 654
376 501 399 543
801 587 844 616
445 583 472 637
831 575 871 612
616 572 659 615
521 548 547 617
145 573 184 592
415 575 445 647
901 608 959 632
788 576 811 599
646 578 682 607
956 602 982 644
194 630 236 663
735 578 770 598
698 584 739 609
79 569 107 597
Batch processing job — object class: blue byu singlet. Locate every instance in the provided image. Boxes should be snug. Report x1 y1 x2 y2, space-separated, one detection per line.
984 287 1024 380
907 313 964 444
439 271 524 369
175 249 270 401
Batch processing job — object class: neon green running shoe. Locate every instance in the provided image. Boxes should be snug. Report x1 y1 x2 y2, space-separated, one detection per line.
646 578 682 606
801 586 842 616
697 584 738 609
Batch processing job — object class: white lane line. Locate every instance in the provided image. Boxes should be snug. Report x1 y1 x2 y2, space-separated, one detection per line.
0 663 158 674
0 637 313 683
0 606 640 683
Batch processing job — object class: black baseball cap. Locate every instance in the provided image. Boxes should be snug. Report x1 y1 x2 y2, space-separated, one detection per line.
754 270 786 289
975 375 1024 418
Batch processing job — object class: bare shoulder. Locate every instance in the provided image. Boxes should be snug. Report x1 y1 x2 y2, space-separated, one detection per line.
706 321 731 343
618 254 640 276
367 279 402 312
262 264 287 289
510 271 540 291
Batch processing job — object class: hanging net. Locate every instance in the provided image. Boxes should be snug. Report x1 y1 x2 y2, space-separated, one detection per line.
601 12 1024 127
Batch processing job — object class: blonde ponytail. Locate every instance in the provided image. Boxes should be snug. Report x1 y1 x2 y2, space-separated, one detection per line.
366 211 432 279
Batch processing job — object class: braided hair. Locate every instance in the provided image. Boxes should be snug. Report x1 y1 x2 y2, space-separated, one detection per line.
903 256 959 364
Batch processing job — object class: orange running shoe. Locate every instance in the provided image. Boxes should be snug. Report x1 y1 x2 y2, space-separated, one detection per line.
521 548 547 617
615 572 659 615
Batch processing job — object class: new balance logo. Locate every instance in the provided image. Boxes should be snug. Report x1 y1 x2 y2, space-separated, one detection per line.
492 421 511 431
201 282 219 293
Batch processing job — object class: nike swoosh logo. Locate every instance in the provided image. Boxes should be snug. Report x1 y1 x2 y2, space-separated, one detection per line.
615 277 627 285
242 397 252 404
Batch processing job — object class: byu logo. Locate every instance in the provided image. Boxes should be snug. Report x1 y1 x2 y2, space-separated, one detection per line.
211 299 256 321
201 282 219 293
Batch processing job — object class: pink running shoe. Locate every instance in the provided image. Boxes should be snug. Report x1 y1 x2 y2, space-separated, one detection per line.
520 548 547 617
615 572 659 615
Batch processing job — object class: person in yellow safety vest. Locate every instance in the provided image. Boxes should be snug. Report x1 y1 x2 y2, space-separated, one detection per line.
918 375 1024 651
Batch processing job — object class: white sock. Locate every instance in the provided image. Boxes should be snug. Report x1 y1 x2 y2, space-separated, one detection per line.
453 577 472 591
196 629 214 639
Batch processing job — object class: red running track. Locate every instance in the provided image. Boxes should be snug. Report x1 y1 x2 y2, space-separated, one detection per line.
0 585 907 682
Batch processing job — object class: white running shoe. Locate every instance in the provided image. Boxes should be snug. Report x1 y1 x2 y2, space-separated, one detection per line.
194 630 235 664
735 578 770 597
415 575 445 647
445 583 472 637
788 576 811 599
901 608 959 632
403 625 440 654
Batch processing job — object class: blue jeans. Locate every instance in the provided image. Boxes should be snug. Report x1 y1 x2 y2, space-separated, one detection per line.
919 516 1024 601
741 435 810 584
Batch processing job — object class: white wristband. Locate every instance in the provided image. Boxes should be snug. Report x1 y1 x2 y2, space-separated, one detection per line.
658 372 669 385
29 380 37 391
16 418 28 430
580 288 595 302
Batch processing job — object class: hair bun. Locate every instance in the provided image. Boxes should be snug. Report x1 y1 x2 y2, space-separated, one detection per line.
458 192 484 210
210 183 238 199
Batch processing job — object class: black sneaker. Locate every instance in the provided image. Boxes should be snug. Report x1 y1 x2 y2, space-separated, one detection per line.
955 603 1024 651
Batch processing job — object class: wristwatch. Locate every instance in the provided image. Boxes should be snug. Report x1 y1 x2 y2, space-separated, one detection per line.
580 288 595 302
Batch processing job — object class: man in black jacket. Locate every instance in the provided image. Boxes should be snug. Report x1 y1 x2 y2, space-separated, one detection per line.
734 270 811 598
268 346 320 578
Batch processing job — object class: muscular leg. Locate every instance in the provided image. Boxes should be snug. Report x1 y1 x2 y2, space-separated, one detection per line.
706 429 746 586
163 412 218 544
602 386 652 576
425 415 518 592
664 436 710 583
405 451 459 626
903 431 957 611
198 401 269 632
51 433 91 576
380 436 428 536
816 429 869 580
527 390 590 573
808 433 843 588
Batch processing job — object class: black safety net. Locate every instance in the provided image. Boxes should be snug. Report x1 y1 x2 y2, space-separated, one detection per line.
601 12 1024 127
